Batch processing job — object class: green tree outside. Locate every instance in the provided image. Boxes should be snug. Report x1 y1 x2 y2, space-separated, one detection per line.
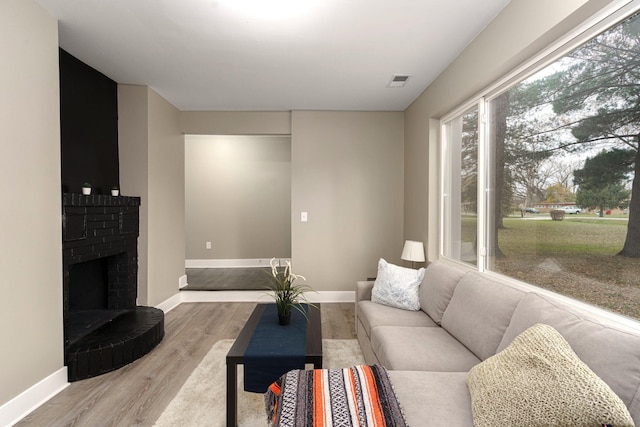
574 149 633 216
494 12 640 257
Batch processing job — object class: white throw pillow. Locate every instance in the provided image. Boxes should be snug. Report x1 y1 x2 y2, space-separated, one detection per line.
371 258 425 311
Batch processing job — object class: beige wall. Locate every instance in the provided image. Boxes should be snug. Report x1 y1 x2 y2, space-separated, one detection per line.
403 0 615 261
185 135 291 260
119 86 185 306
148 90 185 305
181 111 291 135
118 85 150 303
0 0 63 406
292 111 405 291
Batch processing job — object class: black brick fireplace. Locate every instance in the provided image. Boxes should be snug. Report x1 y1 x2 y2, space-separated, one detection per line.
62 193 164 381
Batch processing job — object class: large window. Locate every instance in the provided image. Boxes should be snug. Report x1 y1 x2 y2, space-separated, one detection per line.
442 106 479 265
442 8 640 321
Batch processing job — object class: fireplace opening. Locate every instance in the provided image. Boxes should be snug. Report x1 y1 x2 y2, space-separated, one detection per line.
65 255 127 348
69 257 109 311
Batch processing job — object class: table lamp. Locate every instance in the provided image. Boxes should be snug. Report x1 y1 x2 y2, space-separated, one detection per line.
401 240 425 269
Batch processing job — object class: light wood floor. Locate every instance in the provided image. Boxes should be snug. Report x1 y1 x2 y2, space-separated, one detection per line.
16 302 356 427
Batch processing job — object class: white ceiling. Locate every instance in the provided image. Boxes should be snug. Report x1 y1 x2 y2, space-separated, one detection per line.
36 0 511 111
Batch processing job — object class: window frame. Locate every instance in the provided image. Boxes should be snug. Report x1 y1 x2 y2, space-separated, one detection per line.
440 100 484 267
438 0 640 328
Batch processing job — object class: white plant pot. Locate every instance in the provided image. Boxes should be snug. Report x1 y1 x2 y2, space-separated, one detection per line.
111 189 119 196
82 187 91 195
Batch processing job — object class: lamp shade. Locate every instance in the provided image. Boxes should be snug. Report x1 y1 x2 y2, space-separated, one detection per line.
401 240 425 263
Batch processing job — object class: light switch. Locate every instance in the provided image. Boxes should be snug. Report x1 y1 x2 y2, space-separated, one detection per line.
206 241 212 249
301 212 308 222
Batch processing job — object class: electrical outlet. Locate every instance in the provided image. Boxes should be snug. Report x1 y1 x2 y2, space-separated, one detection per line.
301 211 308 222
206 241 212 249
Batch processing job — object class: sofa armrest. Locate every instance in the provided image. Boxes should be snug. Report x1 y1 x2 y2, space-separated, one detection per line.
355 280 375 335
356 280 375 302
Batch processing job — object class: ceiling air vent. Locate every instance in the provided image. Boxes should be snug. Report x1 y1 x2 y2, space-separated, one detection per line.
387 74 411 88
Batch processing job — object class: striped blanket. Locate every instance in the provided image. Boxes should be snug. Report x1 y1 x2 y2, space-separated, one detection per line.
264 365 408 427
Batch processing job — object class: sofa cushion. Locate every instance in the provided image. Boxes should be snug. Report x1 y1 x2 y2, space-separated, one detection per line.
467 323 634 427
357 300 436 338
371 326 480 371
496 292 640 424
388 371 474 427
371 258 425 311
356 320 381 365
441 272 524 360
419 260 468 324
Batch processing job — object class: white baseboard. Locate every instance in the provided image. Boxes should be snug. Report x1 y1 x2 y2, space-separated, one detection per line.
178 274 188 289
0 367 68 427
306 291 355 303
185 258 290 268
158 290 355 308
156 292 183 313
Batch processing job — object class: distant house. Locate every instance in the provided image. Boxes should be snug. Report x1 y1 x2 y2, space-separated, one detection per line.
532 203 579 212
533 203 627 215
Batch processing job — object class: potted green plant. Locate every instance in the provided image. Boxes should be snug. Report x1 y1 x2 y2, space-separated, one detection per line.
82 182 92 195
266 258 314 325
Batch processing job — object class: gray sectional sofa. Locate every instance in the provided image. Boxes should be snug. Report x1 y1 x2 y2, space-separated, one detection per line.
356 260 640 426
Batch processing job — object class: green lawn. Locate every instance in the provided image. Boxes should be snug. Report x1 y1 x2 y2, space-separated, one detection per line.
499 218 627 256
490 217 640 319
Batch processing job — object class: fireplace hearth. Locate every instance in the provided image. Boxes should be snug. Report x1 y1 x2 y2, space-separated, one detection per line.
62 193 164 381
